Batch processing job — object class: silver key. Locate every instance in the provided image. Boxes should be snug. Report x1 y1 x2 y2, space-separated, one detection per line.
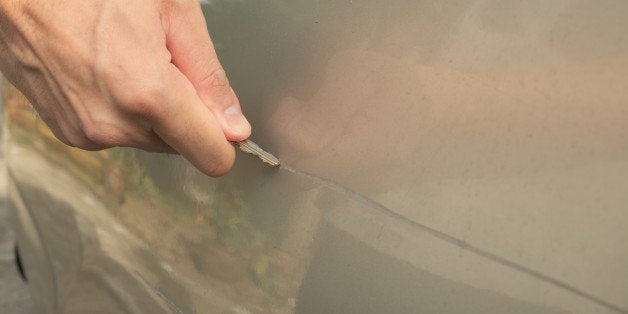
234 139 280 167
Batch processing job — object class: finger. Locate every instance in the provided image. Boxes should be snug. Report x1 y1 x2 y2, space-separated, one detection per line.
165 1 251 141
116 127 176 154
152 64 235 177
137 131 178 154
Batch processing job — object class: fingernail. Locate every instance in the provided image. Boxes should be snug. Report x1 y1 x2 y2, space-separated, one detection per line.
224 104 251 134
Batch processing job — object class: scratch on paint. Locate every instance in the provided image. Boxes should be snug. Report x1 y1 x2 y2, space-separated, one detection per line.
279 163 627 314
136 271 184 314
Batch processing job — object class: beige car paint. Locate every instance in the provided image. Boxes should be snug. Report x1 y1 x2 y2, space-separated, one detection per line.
2 0 628 313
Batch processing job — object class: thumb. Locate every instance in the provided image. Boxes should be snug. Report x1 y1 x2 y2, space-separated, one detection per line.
153 65 236 177
165 1 251 142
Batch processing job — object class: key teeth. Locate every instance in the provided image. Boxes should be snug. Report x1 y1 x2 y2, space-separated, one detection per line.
235 140 280 167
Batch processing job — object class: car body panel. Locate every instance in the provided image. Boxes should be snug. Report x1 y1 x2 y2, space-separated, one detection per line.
2 0 628 313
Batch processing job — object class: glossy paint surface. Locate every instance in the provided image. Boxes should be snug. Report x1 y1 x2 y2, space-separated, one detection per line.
3 0 628 313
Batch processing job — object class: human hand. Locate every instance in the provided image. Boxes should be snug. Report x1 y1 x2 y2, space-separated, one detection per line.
0 0 251 176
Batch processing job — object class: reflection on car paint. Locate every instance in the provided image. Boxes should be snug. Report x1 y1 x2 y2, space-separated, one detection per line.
4 0 628 313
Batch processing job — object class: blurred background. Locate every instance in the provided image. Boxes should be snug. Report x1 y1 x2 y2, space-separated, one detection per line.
0 77 35 314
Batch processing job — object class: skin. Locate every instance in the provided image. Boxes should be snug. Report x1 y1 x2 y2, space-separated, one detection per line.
0 0 251 176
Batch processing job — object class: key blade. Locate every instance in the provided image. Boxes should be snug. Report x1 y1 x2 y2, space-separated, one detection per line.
234 140 280 166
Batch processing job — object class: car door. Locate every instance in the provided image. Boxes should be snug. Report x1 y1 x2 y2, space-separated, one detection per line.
4 1 628 313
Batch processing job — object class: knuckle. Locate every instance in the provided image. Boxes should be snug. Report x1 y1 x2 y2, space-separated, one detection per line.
197 60 231 95
117 81 167 121
45 117 96 150
52 130 77 148
203 154 235 177
81 123 122 148
95 60 167 121
95 61 120 90
63 132 101 151
168 0 200 12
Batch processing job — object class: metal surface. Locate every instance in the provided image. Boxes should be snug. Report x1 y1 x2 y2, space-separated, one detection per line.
3 0 628 313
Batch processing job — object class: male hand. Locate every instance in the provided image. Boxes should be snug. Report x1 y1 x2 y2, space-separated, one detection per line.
0 0 251 176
